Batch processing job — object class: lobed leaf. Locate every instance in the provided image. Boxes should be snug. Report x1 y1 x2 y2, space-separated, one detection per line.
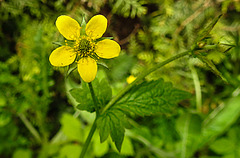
97 108 127 152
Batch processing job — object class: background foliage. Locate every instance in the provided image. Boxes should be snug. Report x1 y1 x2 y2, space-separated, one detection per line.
0 0 240 157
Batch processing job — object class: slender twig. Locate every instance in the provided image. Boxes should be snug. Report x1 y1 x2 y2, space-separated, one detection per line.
101 51 191 115
18 113 42 144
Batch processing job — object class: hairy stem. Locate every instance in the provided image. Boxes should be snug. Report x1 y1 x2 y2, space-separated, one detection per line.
101 51 191 114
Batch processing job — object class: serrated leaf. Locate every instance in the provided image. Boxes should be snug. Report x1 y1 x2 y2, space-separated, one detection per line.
115 79 191 116
69 78 112 112
196 14 222 42
97 109 127 152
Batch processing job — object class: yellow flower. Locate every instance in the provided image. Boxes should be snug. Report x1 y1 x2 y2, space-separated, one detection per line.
49 15 121 82
126 75 136 84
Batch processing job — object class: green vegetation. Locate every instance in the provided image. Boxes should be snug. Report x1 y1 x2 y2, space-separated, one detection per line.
0 0 240 158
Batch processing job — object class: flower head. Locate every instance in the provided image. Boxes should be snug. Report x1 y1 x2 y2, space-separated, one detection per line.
49 15 121 82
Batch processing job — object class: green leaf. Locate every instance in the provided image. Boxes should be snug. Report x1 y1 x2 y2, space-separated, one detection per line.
202 96 240 140
93 79 112 108
115 79 191 116
97 108 127 152
70 83 95 112
0 112 11 127
97 79 190 152
109 110 125 151
176 113 203 158
97 113 110 143
187 95 240 157
69 78 112 112
13 149 32 158
93 130 109 157
210 138 235 154
60 113 82 142
196 54 228 83
196 14 222 42
111 0 147 18
108 53 136 81
110 136 134 156
59 144 81 158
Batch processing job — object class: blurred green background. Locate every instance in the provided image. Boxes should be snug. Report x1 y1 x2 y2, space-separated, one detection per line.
0 0 240 158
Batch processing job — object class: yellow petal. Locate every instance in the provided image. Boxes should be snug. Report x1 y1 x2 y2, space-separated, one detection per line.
77 57 97 82
95 39 121 59
49 46 76 66
85 15 107 39
56 15 80 40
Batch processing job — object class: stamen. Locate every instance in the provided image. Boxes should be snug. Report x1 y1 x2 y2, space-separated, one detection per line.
75 36 95 57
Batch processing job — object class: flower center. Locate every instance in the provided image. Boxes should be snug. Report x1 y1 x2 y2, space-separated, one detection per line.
75 37 95 57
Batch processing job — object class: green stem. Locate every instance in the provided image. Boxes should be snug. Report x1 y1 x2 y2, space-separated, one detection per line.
80 120 97 158
88 82 99 115
190 62 202 112
18 113 42 144
79 82 99 158
101 51 191 114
